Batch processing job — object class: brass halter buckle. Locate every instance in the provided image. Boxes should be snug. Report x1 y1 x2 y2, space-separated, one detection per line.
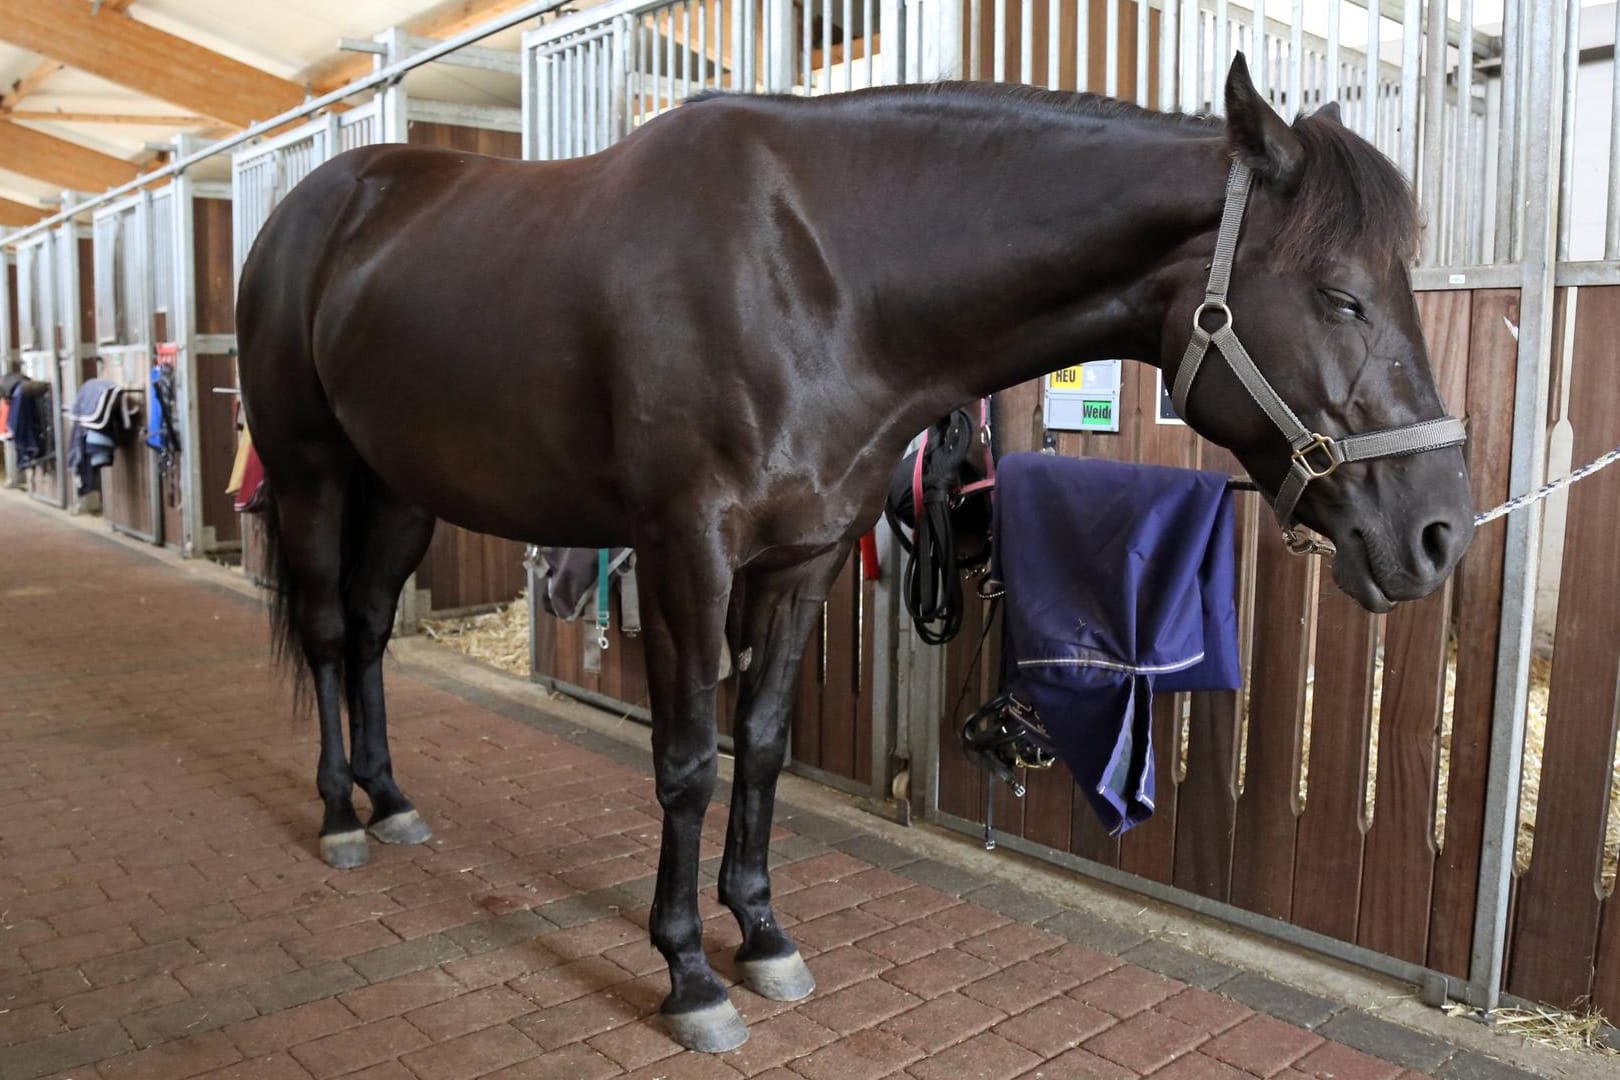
1292 433 1341 480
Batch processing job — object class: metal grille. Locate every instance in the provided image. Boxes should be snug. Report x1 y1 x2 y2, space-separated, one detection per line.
231 120 340 286
340 102 381 152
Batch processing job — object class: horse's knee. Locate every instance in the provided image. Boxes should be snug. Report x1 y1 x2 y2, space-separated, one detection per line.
654 748 718 815
298 606 347 665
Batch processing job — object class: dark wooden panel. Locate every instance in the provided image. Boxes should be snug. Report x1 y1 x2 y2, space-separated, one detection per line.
1118 694 1178 883
937 589 988 822
792 600 825 766
104 422 158 541
197 354 240 547
408 121 523 160
6 262 17 348
1354 288 1474 963
817 559 858 779
192 197 234 336
1356 584 1448 961
1289 586 1377 940
1229 532 1314 919
76 236 93 345
1427 290 1515 979
1507 285 1620 1010
1174 690 1241 899
855 573 875 785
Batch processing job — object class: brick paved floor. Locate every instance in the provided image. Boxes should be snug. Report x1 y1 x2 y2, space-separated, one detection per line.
0 497 1537 1080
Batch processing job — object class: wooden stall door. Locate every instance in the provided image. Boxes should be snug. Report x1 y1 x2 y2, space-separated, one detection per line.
194 197 241 551
935 289 1518 994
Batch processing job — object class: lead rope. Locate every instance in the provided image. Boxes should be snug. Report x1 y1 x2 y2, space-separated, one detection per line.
1282 444 1620 559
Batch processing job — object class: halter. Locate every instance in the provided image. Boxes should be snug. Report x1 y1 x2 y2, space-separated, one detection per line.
1171 162 1468 547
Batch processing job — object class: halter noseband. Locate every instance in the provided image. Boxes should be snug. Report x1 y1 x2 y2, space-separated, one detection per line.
1171 162 1468 542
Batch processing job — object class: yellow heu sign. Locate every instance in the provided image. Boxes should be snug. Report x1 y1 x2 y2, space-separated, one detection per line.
1045 360 1122 433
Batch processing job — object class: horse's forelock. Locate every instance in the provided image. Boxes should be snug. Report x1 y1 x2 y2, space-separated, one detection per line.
1270 113 1421 273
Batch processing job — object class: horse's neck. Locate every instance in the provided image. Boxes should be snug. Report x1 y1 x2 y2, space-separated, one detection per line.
829 108 1228 408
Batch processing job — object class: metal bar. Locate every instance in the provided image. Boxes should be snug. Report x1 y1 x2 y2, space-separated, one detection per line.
1471 0 1567 1015
864 0 873 85
804 0 813 89
1251 0 1265 102
1214 0 1228 105
1609 0 1620 260
994 0 1006 81
1158 0 1174 107
1077 0 1089 91
1490 0 1516 259
1052 0 1063 90
1457 0 1475 263
1419 0 1447 263
1399 0 1420 176
845 0 854 88
1410 263 1525 291
682 0 692 98
1021 0 1033 83
1105 0 1118 97
1136 0 1149 104
1324 0 1338 105
822 0 832 86
1555 259 1620 287
1554 0 1578 261
1288 0 1303 115
1181 0 1197 111
1362 0 1379 137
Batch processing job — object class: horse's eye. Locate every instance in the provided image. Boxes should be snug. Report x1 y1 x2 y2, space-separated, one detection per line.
1319 288 1365 321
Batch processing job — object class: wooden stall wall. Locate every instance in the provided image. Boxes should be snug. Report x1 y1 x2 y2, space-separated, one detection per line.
404 120 530 614
1505 285 1620 1020
194 196 240 551
5 261 16 355
533 546 878 788
938 289 1521 994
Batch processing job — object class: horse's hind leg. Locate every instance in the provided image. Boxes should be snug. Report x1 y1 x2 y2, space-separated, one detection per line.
342 474 437 846
721 545 849 1002
271 475 371 869
636 533 746 1052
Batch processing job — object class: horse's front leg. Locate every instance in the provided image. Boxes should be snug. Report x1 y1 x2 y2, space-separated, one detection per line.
637 534 746 1052
720 544 850 1001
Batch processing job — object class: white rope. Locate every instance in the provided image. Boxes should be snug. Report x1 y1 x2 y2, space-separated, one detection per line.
1473 445 1620 527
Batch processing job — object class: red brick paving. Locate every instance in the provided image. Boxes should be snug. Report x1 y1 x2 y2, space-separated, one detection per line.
0 498 1461 1079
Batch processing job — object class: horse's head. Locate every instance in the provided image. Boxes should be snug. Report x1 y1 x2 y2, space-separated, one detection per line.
1163 53 1474 613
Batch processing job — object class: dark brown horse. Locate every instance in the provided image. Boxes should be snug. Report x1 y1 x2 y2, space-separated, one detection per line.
237 54 1474 1052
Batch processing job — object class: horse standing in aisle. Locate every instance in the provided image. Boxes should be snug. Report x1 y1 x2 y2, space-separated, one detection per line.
236 55 1474 1051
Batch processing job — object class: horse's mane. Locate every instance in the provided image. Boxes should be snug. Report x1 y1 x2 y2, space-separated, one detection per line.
686 82 1421 269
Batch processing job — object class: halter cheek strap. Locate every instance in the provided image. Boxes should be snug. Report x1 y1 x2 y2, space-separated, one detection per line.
1171 161 1469 530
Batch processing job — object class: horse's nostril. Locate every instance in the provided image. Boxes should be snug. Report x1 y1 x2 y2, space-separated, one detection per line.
1420 520 1456 573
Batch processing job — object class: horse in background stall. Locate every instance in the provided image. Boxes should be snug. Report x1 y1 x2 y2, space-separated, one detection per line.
236 55 1473 1052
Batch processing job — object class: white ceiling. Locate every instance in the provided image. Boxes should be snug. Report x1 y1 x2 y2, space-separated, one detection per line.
0 0 532 211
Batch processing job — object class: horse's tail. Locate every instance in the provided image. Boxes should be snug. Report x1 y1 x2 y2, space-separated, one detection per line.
257 483 305 700
256 467 375 714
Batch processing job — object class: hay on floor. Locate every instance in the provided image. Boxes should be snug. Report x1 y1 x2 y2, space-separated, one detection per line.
421 593 531 677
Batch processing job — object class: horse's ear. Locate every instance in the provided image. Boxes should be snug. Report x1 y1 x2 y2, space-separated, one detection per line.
1314 101 1343 124
1224 52 1305 192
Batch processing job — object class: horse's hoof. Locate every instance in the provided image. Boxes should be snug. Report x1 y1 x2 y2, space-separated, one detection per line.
369 809 432 845
738 951 815 1002
320 830 370 869
662 999 749 1053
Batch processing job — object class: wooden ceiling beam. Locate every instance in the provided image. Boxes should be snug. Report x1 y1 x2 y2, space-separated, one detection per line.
0 60 65 112
310 0 534 92
0 0 306 128
9 110 213 126
0 118 142 192
0 195 48 228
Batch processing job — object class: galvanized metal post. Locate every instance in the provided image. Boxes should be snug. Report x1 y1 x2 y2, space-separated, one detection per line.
880 0 902 85
764 0 795 91
379 28 412 144
868 520 900 806
171 135 208 556
1467 0 1566 1014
